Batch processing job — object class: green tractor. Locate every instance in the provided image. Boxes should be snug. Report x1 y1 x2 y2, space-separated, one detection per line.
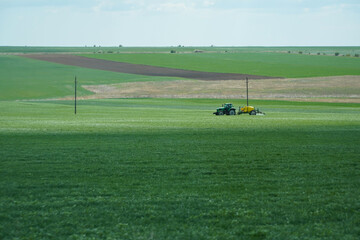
213 103 237 115
213 78 265 116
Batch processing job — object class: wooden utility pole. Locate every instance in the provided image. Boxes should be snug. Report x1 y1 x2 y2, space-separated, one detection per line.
75 76 77 115
246 77 249 106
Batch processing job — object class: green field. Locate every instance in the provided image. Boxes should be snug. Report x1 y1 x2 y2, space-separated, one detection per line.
0 55 182 100
6 45 358 78
1 46 360 239
81 52 360 78
0 99 359 239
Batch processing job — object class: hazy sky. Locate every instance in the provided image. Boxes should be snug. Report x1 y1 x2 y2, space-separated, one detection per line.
1 0 359 46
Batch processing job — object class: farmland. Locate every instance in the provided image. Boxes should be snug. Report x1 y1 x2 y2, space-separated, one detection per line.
81 51 360 78
2 50 359 102
0 55 182 100
1 99 360 239
0 46 360 239
81 76 360 102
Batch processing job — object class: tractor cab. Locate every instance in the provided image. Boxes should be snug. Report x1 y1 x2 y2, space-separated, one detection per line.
224 103 233 110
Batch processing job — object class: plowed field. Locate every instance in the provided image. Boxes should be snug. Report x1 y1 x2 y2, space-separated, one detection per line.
22 54 277 80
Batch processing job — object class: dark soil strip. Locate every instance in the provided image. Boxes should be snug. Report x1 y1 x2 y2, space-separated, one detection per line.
22 54 279 80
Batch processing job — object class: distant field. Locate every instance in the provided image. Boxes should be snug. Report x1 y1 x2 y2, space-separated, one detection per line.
0 55 182 100
1 52 359 101
80 76 360 103
1 99 359 239
81 51 360 78
1 46 360 55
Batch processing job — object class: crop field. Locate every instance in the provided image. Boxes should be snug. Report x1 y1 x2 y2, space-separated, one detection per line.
0 55 182 100
81 51 360 78
0 46 360 239
1 99 359 239
81 76 360 102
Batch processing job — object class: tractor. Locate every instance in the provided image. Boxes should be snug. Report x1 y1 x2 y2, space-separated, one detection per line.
213 78 265 116
213 103 236 115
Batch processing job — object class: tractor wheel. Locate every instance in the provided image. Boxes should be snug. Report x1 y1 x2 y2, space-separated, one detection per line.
250 110 256 115
219 111 224 115
230 110 235 115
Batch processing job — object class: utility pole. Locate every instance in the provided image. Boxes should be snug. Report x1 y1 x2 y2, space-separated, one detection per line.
75 76 77 115
246 77 249 106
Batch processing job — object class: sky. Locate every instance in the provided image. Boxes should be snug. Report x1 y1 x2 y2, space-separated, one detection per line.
0 0 359 46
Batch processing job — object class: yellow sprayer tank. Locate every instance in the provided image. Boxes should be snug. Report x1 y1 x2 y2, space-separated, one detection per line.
240 106 255 113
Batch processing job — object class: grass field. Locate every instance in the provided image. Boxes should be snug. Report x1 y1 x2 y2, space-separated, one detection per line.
0 55 182 100
81 51 360 78
1 99 359 239
1 46 360 239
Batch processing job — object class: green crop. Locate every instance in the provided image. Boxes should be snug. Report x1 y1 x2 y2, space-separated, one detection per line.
81 51 360 78
0 55 182 100
1 99 359 239
1 46 359 239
